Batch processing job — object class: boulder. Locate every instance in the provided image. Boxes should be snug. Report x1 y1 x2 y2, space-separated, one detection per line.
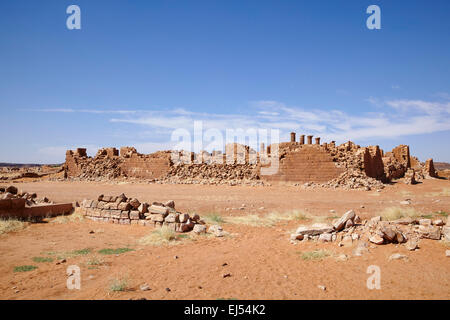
164 200 175 209
129 198 140 210
319 233 333 242
138 202 149 214
333 210 356 231
442 226 450 241
369 234 384 245
405 238 419 251
149 205 169 215
193 224 207 234
295 223 334 236
208 225 224 237
5 185 18 194
418 225 441 240
380 226 397 242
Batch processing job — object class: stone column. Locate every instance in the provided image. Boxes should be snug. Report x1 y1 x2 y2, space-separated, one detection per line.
315 137 320 145
307 135 313 144
267 146 271 155
260 143 265 154
299 135 305 145
290 132 296 143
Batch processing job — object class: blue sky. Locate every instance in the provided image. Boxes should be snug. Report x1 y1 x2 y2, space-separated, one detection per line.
0 0 449 163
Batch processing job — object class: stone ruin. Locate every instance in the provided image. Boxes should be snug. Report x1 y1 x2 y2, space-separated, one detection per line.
64 133 440 189
80 194 209 234
290 210 450 251
0 185 73 220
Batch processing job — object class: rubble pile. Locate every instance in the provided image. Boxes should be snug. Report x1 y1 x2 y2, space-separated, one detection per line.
80 194 206 233
319 169 385 191
159 163 263 186
73 157 123 181
0 185 53 206
290 210 450 249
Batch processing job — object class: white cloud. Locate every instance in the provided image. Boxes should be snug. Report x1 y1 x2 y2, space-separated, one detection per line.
36 96 450 156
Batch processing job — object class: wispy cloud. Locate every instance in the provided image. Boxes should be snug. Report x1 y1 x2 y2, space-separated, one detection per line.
37 96 450 155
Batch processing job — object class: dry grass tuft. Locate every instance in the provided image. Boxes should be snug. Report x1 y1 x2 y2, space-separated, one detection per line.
0 218 26 235
380 207 421 221
138 226 189 246
299 250 332 261
203 213 224 224
51 210 84 224
109 277 128 292
226 210 310 227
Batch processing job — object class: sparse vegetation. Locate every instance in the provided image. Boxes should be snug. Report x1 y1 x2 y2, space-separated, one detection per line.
204 213 224 224
299 250 332 261
138 226 191 246
98 247 134 255
14 265 38 272
51 210 84 224
109 277 128 292
435 211 449 218
86 256 105 266
0 218 26 235
71 248 92 256
225 210 310 227
380 207 421 221
32 256 53 263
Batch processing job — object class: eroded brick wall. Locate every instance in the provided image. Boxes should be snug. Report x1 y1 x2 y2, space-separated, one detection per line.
261 145 345 183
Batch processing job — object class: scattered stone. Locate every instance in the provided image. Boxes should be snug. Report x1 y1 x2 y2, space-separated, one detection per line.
193 224 207 234
140 284 150 291
317 285 326 291
389 253 408 261
369 235 384 245
405 238 419 251
295 223 334 236
209 225 225 237
333 210 355 231
222 273 231 278
418 225 441 240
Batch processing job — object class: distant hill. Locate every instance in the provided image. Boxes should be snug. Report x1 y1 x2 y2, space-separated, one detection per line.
0 163 62 168
434 162 450 170
0 163 42 168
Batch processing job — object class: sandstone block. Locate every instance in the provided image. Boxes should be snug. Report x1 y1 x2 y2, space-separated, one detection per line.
129 210 140 220
151 214 165 222
118 202 132 211
149 205 169 215
295 223 334 236
128 198 140 209
120 211 130 219
193 224 207 234
138 202 149 214
333 210 355 231
418 225 441 240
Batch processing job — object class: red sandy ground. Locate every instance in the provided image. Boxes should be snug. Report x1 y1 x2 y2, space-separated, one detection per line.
0 179 449 300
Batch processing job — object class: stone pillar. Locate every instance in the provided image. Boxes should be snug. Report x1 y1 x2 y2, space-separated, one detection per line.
307 135 313 144
267 146 271 155
260 143 265 154
323 142 328 150
315 137 320 145
290 132 296 143
299 135 305 145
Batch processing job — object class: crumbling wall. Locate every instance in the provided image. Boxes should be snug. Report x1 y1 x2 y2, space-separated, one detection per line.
261 144 345 183
120 151 172 179
63 134 435 187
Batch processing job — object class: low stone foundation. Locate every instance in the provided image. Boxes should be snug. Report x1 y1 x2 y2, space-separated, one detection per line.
80 194 204 233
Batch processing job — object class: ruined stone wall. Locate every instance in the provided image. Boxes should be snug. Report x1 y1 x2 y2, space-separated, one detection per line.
120 152 172 179
64 134 434 187
261 144 345 183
